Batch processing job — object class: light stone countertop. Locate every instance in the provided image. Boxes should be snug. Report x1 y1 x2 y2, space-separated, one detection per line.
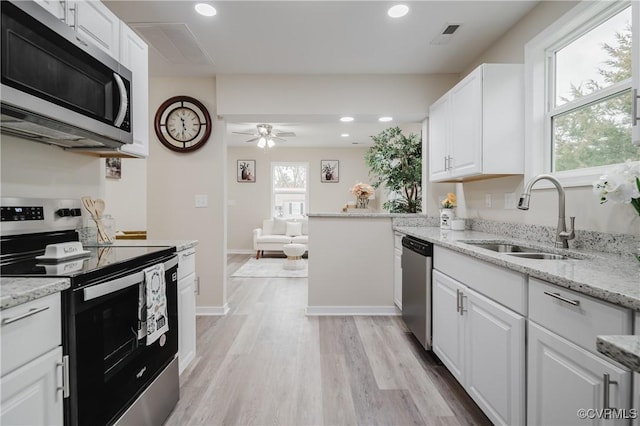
309 212 422 218
1 277 70 310
596 335 640 373
394 226 640 311
87 239 199 251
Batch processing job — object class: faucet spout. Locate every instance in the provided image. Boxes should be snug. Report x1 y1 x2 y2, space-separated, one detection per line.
518 174 575 249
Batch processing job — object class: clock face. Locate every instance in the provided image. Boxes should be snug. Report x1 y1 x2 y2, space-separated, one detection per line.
154 96 212 152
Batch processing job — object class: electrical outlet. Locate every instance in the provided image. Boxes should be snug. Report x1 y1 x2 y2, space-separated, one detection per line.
195 194 208 208
485 193 492 208
504 192 516 210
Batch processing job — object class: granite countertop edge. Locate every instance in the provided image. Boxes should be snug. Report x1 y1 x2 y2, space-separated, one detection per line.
1 277 70 310
309 212 421 218
89 239 199 251
596 335 640 373
394 226 640 311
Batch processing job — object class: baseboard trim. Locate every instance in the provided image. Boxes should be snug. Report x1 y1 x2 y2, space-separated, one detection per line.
196 303 230 316
228 249 254 254
305 305 401 316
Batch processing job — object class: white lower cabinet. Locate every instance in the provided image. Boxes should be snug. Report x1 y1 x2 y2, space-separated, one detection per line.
528 322 632 426
393 232 403 309
432 270 525 425
177 247 197 374
1 347 64 426
0 293 65 426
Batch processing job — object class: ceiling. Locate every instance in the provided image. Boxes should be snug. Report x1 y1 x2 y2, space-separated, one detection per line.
105 1 539 147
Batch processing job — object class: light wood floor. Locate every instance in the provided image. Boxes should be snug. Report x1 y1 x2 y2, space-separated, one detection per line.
166 254 491 426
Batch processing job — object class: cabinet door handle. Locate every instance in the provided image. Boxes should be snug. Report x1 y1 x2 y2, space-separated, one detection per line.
603 373 617 410
456 289 461 313
444 156 448 171
57 355 70 398
543 291 580 306
1 305 49 326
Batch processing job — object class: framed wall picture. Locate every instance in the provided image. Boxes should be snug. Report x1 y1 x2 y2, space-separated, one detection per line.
321 160 339 183
237 160 256 182
105 158 122 179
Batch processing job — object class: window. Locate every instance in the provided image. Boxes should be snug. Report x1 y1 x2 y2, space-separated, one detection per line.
525 1 640 186
271 162 308 219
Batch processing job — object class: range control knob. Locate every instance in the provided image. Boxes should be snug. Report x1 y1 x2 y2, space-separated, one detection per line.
70 208 82 217
56 208 71 217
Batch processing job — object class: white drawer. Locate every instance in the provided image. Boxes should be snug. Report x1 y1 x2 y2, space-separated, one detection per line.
178 248 196 280
1 293 61 376
434 246 527 315
529 278 633 355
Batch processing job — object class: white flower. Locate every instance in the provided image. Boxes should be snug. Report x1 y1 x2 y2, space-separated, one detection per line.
593 160 640 205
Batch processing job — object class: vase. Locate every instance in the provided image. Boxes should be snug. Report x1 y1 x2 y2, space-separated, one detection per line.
356 196 369 209
440 208 455 229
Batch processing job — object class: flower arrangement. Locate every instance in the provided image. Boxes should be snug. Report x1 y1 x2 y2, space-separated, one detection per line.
593 160 640 216
440 193 457 209
350 182 375 199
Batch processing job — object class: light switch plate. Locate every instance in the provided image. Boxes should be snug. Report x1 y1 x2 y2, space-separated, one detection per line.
504 192 516 210
195 194 208 208
485 193 492 208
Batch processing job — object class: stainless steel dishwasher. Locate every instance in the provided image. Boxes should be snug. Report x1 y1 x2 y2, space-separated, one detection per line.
401 235 433 350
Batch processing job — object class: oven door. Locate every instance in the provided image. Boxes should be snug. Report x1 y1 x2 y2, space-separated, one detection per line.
64 255 178 426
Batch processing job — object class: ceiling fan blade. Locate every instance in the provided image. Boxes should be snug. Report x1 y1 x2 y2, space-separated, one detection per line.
274 131 296 137
271 136 287 142
244 137 261 143
232 131 258 136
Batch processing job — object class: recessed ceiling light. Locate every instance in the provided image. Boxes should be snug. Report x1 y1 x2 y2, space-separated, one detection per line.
195 3 217 17
340 116 354 122
388 4 409 18
379 116 393 122
341 133 350 137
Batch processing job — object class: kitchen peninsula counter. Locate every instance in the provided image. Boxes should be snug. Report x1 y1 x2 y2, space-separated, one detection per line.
0 277 70 310
87 239 198 251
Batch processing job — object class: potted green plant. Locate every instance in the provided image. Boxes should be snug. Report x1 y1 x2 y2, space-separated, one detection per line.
365 126 422 213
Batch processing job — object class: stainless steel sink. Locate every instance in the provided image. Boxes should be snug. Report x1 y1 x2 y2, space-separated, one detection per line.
461 242 543 253
505 252 568 260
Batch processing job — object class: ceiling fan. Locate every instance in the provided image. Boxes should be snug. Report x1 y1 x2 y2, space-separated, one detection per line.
232 124 296 148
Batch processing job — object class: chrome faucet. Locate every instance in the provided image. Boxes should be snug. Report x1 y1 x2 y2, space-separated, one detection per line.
518 174 575 249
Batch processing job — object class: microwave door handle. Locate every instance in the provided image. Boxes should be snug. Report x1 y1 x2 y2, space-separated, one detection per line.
113 73 128 127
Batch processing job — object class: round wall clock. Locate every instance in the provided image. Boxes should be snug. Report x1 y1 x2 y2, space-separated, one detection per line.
154 96 212 152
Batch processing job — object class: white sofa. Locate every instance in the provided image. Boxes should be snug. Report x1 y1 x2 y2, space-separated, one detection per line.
253 218 308 259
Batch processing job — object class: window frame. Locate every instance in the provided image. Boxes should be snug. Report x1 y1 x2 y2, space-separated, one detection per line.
524 0 634 188
270 161 309 219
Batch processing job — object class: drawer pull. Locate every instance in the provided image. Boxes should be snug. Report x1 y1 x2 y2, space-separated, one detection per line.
181 251 196 259
543 291 580 306
1 305 50 326
603 373 617 410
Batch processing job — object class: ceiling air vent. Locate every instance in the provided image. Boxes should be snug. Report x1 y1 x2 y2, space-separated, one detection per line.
430 23 463 45
129 23 214 65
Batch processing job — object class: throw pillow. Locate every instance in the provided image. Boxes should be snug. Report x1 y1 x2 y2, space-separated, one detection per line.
271 217 287 235
286 221 302 237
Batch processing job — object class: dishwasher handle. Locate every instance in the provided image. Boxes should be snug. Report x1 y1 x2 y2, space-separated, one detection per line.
402 236 433 257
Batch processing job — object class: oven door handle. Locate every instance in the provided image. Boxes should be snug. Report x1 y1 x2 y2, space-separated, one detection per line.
83 256 178 301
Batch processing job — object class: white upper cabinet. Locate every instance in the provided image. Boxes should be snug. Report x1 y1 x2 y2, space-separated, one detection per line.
428 63 524 182
119 23 149 158
67 0 120 59
33 0 66 20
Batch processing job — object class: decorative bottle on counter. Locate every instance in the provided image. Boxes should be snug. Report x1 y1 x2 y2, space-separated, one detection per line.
440 208 455 229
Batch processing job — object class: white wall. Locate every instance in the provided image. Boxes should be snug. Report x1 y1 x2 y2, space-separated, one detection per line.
147 77 227 313
227 146 371 251
428 0 639 235
104 158 147 231
1 135 103 200
217 74 458 120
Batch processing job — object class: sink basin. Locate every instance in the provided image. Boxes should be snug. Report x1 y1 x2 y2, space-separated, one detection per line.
461 242 543 253
505 252 568 260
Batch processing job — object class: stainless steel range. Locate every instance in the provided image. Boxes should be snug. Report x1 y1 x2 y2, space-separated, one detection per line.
1 197 179 426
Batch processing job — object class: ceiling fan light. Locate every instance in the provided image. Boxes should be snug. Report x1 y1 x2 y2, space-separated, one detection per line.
388 4 409 18
267 138 275 148
195 3 217 17
257 137 266 148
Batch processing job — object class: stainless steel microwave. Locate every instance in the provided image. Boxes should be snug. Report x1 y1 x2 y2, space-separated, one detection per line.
0 1 133 150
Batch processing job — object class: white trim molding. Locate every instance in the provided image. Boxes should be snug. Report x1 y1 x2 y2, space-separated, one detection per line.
227 249 254 255
196 303 230 316
524 0 632 189
305 305 401 316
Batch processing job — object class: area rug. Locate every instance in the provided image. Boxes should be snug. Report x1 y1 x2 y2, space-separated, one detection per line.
231 258 308 278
